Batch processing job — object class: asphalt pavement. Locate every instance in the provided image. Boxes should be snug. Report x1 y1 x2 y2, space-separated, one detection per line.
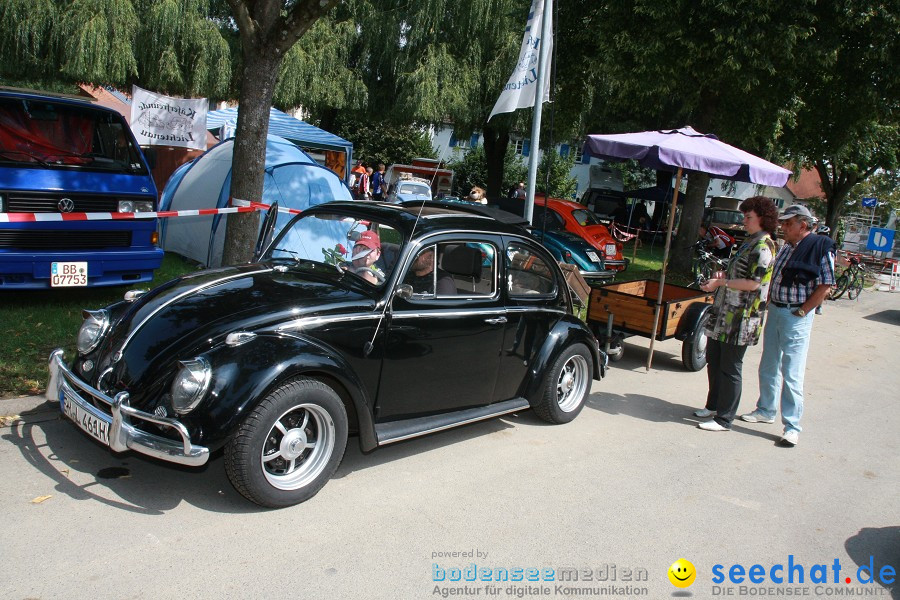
2 289 898 600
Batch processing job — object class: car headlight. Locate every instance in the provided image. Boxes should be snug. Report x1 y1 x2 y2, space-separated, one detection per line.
171 358 212 415
118 200 154 213
77 309 110 354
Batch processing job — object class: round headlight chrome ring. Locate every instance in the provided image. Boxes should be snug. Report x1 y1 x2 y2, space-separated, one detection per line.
170 357 213 415
76 309 110 355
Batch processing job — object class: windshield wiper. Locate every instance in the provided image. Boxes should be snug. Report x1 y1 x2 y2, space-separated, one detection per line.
0 149 50 167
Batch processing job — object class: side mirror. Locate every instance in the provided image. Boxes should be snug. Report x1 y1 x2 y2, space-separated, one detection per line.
394 284 413 300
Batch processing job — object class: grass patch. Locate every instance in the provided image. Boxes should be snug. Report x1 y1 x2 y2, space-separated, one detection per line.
616 241 694 287
0 253 201 398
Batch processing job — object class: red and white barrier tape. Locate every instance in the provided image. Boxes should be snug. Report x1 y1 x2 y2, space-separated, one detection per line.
0 198 301 223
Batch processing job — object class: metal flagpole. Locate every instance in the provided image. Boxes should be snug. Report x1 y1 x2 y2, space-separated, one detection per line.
523 0 553 225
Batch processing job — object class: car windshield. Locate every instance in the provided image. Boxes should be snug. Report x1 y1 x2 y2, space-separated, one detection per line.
709 210 744 225
264 211 403 286
0 98 147 174
571 209 603 226
398 182 431 196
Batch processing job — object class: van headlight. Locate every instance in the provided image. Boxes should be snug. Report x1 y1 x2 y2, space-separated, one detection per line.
171 358 212 415
77 310 110 354
118 200 154 213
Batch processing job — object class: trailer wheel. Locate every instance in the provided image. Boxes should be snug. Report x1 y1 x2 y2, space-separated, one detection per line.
681 310 711 371
606 339 625 362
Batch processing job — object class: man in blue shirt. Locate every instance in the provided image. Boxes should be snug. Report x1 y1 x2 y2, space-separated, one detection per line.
372 163 387 202
741 205 835 446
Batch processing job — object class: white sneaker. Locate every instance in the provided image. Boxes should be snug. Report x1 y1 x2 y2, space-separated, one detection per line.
780 430 799 446
698 420 729 432
741 410 775 424
694 408 714 418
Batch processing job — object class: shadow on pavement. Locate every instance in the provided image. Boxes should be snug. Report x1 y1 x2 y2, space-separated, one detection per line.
585 392 783 442
845 526 900 599
862 310 900 326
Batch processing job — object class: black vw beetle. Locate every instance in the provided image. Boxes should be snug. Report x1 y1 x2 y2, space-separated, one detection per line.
48 201 607 507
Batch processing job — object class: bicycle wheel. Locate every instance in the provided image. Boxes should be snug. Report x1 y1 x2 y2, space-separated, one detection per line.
848 273 864 299
831 273 850 299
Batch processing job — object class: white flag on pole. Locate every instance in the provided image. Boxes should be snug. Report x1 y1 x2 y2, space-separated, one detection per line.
488 0 553 122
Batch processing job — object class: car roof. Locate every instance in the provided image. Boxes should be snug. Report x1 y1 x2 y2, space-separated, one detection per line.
305 200 531 239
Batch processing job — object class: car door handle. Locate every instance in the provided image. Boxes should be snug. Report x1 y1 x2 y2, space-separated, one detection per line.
485 317 507 325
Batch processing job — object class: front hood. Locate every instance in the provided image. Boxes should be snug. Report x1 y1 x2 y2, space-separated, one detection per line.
91 262 374 396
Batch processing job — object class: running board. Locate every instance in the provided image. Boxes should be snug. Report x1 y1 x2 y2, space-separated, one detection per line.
375 398 531 446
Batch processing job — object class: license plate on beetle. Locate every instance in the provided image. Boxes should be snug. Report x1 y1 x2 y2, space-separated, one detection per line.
586 251 602 263
51 262 88 287
62 391 110 446
605 243 616 257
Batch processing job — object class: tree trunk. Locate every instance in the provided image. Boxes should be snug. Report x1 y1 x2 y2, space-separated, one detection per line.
815 161 859 232
668 172 710 275
482 126 510 200
222 49 282 266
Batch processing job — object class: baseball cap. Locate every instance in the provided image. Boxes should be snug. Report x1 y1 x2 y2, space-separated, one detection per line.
352 230 381 259
779 205 813 220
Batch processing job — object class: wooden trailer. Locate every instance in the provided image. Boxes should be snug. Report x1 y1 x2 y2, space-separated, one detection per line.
587 279 714 371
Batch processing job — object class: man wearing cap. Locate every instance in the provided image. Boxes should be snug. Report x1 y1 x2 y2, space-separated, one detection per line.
741 205 836 446
347 230 385 285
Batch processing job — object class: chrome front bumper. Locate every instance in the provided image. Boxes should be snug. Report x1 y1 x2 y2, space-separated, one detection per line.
47 349 209 467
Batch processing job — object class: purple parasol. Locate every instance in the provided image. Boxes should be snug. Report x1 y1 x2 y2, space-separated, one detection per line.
583 126 790 370
584 126 791 186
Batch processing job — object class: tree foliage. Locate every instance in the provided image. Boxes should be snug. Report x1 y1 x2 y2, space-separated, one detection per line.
781 0 900 231
333 116 436 167
447 145 526 197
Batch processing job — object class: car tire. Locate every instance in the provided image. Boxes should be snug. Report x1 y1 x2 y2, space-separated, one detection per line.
532 343 592 424
681 309 711 372
225 377 348 508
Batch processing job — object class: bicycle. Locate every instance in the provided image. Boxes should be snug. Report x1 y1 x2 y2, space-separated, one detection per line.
831 256 867 300
688 240 729 288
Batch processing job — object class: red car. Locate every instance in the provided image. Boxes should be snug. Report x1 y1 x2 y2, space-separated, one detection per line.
533 196 627 273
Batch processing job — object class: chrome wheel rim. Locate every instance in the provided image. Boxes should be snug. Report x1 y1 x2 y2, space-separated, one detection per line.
557 354 589 412
261 403 335 491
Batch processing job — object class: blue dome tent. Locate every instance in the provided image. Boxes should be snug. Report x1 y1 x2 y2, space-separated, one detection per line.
159 134 353 267
206 106 353 183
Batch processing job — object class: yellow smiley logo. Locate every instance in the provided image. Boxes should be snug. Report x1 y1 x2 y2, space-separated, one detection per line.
668 558 696 588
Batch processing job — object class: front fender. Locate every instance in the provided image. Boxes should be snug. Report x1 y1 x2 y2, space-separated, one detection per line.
188 333 376 451
520 315 605 406
674 302 713 341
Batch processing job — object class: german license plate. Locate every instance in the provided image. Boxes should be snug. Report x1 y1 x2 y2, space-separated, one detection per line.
586 250 601 263
62 391 110 446
51 262 88 287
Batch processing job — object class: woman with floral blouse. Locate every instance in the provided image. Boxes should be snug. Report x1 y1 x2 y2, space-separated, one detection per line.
694 196 779 431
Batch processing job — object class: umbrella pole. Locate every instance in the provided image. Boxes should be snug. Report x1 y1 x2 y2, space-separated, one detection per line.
646 167 683 371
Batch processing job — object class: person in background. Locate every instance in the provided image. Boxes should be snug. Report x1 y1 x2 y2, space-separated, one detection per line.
349 160 366 194
740 204 836 446
699 222 736 259
514 182 527 200
694 196 778 432
372 163 387 202
357 166 372 200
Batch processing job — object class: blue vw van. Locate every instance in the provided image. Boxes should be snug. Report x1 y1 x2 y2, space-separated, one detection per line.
0 89 162 289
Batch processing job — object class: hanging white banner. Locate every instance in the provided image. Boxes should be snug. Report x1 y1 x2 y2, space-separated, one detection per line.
487 0 553 122
130 86 208 150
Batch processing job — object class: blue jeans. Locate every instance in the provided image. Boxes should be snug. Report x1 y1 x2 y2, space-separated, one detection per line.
755 305 814 433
